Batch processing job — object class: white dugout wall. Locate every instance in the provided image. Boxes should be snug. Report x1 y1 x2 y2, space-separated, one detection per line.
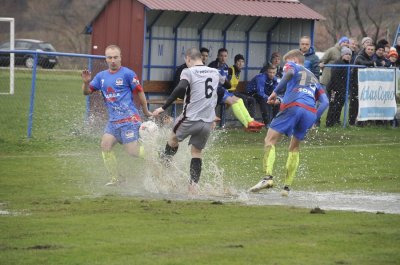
143 10 314 82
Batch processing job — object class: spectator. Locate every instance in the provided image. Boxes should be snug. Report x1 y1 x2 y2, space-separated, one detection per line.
260 52 283 79
377 39 389 47
246 63 279 127
227 54 257 117
209 48 264 130
349 37 360 63
394 36 400 65
349 43 376 126
383 45 391 59
299 36 320 79
325 47 352 127
319 36 349 88
373 43 389 67
208 47 229 74
387 49 399 68
359 37 373 52
200 47 209 65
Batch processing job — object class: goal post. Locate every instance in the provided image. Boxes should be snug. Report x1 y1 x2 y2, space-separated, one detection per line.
0 17 15 95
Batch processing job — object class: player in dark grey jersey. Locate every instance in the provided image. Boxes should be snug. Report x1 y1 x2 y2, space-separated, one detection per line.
153 47 228 192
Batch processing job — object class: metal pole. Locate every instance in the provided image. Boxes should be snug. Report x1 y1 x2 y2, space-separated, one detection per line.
27 53 38 138
85 57 92 121
343 65 351 128
10 18 15 95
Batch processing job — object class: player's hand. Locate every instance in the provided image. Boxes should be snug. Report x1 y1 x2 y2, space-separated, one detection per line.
267 92 277 105
153 107 165 116
144 110 153 117
81 69 92 83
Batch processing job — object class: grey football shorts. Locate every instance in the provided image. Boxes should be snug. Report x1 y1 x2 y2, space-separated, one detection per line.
173 118 213 150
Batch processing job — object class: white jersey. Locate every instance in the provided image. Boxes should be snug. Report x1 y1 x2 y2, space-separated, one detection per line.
180 65 225 122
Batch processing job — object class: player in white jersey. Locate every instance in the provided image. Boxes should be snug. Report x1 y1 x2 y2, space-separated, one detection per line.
153 47 228 192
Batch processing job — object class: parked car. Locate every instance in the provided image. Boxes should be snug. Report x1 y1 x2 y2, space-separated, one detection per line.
0 39 58 69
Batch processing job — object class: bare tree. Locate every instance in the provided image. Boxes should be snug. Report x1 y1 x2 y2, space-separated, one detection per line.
321 0 344 44
350 0 368 38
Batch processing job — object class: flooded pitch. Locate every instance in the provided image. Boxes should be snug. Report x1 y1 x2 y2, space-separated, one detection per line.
239 190 400 214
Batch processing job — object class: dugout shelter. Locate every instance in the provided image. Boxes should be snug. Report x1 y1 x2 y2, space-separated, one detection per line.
84 0 324 121
85 0 324 83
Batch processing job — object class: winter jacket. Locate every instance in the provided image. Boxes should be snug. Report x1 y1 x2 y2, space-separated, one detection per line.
303 46 320 79
320 44 341 86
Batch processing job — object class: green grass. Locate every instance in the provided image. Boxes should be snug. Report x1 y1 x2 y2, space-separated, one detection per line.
0 69 399 264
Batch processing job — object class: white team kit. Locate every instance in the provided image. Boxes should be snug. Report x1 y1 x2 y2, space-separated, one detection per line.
179 65 225 122
173 65 225 149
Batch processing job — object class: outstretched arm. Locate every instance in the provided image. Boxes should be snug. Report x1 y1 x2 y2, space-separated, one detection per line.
153 79 189 116
81 69 92 95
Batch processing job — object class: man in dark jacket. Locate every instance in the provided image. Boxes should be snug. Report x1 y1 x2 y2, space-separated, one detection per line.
299 36 320 80
349 43 376 125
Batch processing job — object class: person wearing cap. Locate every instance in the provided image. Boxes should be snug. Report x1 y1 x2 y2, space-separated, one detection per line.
227 54 257 119
360 37 373 50
325 46 353 127
299 36 320 80
387 49 399 68
373 43 390 67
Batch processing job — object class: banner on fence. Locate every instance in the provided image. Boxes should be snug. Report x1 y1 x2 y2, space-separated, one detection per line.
357 68 397 121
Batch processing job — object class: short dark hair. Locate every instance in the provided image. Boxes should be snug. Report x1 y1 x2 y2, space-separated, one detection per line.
234 54 244 63
217 48 228 55
270 52 281 60
376 43 385 51
200 47 209 53
377 39 389 47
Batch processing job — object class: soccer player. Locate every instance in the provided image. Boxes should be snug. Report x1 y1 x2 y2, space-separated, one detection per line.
249 49 329 196
81 44 153 186
209 48 264 129
153 47 227 192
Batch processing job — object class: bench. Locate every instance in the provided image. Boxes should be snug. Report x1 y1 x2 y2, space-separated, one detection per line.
143 81 183 118
143 80 248 126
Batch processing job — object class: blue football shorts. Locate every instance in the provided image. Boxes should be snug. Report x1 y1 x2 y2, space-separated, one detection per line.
269 106 316 140
217 87 234 104
104 120 141 144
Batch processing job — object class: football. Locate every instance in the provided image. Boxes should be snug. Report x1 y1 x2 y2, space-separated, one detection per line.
139 120 158 139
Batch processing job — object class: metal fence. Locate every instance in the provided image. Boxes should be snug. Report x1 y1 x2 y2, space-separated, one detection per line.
0 50 398 142
0 50 107 140
323 64 398 128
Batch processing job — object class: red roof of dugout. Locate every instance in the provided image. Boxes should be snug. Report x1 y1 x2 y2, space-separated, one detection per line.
137 0 324 20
